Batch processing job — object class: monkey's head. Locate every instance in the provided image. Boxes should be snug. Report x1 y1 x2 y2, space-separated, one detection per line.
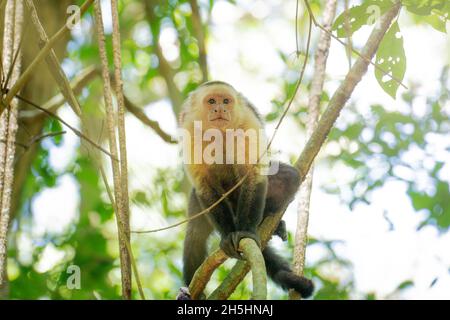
180 81 243 131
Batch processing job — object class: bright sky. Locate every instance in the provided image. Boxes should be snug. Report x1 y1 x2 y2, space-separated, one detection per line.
29 0 450 299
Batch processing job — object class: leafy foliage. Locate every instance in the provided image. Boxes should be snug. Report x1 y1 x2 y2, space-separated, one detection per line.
6 0 449 300
332 0 449 98
375 22 406 98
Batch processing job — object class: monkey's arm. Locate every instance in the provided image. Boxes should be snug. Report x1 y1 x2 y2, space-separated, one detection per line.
220 174 268 259
197 185 236 237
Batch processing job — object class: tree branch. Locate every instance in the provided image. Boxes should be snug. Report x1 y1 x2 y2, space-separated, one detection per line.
123 95 177 144
239 238 267 300
94 0 131 299
111 0 132 300
13 93 115 159
188 249 227 299
295 1 401 177
24 0 82 116
144 0 184 114
303 0 407 90
20 65 175 145
0 0 22 296
191 2 402 300
290 0 337 301
19 65 98 121
188 0 208 82
2 0 94 110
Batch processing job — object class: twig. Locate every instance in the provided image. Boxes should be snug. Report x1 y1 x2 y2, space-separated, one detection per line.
265 14 313 153
94 0 131 299
295 1 401 177
24 0 82 116
189 0 208 82
144 2 184 114
303 0 407 90
132 0 313 236
343 0 353 69
132 174 248 233
2 0 95 109
11 130 66 150
207 2 402 300
290 0 337 301
21 65 177 145
111 0 132 300
11 92 115 159
123 95 176 144
184 4 314 300
99 165 146 300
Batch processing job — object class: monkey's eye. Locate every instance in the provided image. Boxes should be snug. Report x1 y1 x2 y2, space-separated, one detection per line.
208 98 216 104
223 98 230 104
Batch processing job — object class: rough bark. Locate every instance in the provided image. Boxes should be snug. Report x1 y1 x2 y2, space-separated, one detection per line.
290 0 337 300
0 0 22 298
93 0 131 299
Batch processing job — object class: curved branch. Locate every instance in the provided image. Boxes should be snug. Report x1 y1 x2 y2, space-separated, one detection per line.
189 249 227 299
239 238 267 300
123 95 177 144
201 238 267 300
191 2 402 300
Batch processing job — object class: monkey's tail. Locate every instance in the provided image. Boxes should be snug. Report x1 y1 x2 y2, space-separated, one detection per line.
262 245 314 298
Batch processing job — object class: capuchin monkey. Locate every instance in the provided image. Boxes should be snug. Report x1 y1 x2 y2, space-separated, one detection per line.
178 81 314 298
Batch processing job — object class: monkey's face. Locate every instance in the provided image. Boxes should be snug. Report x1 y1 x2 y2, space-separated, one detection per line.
202 91 234 129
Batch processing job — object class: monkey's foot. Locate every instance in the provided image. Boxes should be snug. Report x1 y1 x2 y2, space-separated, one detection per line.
220 231 261 259
176 287 192 300
274 220 288 241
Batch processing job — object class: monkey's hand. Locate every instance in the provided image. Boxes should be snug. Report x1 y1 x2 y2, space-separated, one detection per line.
220 231 261 259
274 220 288 241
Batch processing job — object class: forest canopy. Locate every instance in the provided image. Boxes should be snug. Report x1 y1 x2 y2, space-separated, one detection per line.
0 0 449 300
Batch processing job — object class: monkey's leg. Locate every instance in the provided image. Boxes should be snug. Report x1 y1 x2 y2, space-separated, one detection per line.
195 185 242 260
265 162 301 240
218 175 268 259
263 245 314 298
183 190 213 286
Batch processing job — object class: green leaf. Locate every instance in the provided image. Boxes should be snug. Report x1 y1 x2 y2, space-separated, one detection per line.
44 118 64 146
420 12 448 33
375 22 406 99
404 0 446 16
397 280 414 290
332 0 393 38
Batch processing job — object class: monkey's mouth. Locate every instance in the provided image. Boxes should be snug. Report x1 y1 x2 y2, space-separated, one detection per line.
210 117 229 122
